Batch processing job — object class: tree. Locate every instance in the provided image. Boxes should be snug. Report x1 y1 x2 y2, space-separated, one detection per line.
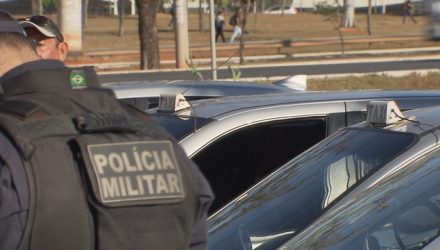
136 0 160 69
367 0 372 35
31 0 43 15
238 0 250 64
119 0 126 37
83 0 90 26
315 2 345 55
341 0 356 28
198 0 204 32
281 0 286 16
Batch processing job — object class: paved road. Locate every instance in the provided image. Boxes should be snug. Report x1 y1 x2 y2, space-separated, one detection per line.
98 56 440 83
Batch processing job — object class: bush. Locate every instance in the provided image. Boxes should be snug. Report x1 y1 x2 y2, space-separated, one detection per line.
43 0 57 13
314 1 338 15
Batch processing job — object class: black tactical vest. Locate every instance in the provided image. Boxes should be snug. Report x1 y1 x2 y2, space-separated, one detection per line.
0 67 197 250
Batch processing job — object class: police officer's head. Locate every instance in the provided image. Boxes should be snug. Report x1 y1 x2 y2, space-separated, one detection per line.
18 15 68 62
0 10 39 76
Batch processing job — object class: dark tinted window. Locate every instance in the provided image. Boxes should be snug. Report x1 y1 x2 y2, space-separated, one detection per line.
119 97 156 110
286 146 440 250
208 128 416 250
195 118 326 213
149 114 214 141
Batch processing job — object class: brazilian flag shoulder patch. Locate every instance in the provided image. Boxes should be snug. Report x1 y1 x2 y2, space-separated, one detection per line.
70 69 88 89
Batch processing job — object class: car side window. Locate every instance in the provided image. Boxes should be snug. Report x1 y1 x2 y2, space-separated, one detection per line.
193 117 326 213
327 111 367 136
118 97 157 111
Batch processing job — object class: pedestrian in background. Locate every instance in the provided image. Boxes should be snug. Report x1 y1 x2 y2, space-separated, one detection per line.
0 10 213 250
229 7 242 43
215 10 226 42
18 15 69 61
402 0 417 24
168 0 176 29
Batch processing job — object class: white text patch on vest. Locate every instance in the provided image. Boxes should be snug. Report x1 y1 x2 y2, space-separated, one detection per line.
87 141 185 204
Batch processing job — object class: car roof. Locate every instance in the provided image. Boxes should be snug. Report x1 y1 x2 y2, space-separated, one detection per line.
104 80 297 99
166 90 440 119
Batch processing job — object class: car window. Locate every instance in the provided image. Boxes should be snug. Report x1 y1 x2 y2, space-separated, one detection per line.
283 147 440 250
149 113 214 141
194 117 327 213
208 128 416 250
119 98 155 111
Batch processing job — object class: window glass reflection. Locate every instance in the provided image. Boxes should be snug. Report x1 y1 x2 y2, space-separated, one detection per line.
208 128 415 250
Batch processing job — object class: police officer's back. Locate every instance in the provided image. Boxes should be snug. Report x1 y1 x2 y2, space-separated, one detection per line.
0 11 213 250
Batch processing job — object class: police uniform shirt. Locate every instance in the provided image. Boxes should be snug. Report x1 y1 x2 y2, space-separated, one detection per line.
0 59 64 82
0 60 60 250
0 59 214 249
0 131 28 250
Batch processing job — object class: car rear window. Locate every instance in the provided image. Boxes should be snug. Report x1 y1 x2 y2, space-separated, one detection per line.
149 113 214 141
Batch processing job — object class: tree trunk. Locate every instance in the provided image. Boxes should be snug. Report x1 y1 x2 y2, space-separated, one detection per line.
136 0 160 69
341 0 356 27
31 0 43 15
239 0 250 64
119 0 126 36
281 0 285 16
199 0 204 32
84 0 90 26
367 0 372 35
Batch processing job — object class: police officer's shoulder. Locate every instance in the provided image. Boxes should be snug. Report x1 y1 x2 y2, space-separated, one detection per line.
68 66 100 89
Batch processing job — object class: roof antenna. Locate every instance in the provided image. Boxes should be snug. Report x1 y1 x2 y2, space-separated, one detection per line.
272 75 308 91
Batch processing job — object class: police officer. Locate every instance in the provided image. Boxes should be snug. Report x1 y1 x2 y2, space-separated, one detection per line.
18 15 69 61
0 10 213 250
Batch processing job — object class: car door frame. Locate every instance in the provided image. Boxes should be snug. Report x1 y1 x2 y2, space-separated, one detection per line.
180 101 347 158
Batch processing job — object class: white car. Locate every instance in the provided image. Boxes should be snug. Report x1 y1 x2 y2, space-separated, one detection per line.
145 90 440 213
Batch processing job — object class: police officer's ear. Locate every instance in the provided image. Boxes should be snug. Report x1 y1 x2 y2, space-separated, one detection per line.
57 41 68 61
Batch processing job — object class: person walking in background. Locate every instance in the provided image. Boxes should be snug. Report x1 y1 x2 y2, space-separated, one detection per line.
229 7 242 43
402 0 417 24
18 15 69 61
168 0 176 29
215 10 226 42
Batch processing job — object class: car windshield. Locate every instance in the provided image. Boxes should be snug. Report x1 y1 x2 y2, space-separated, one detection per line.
208 128 416 250
149 113 214 141
283 147 440 250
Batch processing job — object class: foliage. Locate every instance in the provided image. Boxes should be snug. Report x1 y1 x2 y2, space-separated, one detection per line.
43 0 57 12
314 2 341 28
228 65 241 80
314 1 338 16
314 1 345 55
186 54 204 80
186 51 243 81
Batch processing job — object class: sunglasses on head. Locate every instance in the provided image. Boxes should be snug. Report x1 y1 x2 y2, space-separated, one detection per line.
18 15 64 42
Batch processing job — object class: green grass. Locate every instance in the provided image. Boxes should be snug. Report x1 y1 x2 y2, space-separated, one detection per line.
308 71 440 90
